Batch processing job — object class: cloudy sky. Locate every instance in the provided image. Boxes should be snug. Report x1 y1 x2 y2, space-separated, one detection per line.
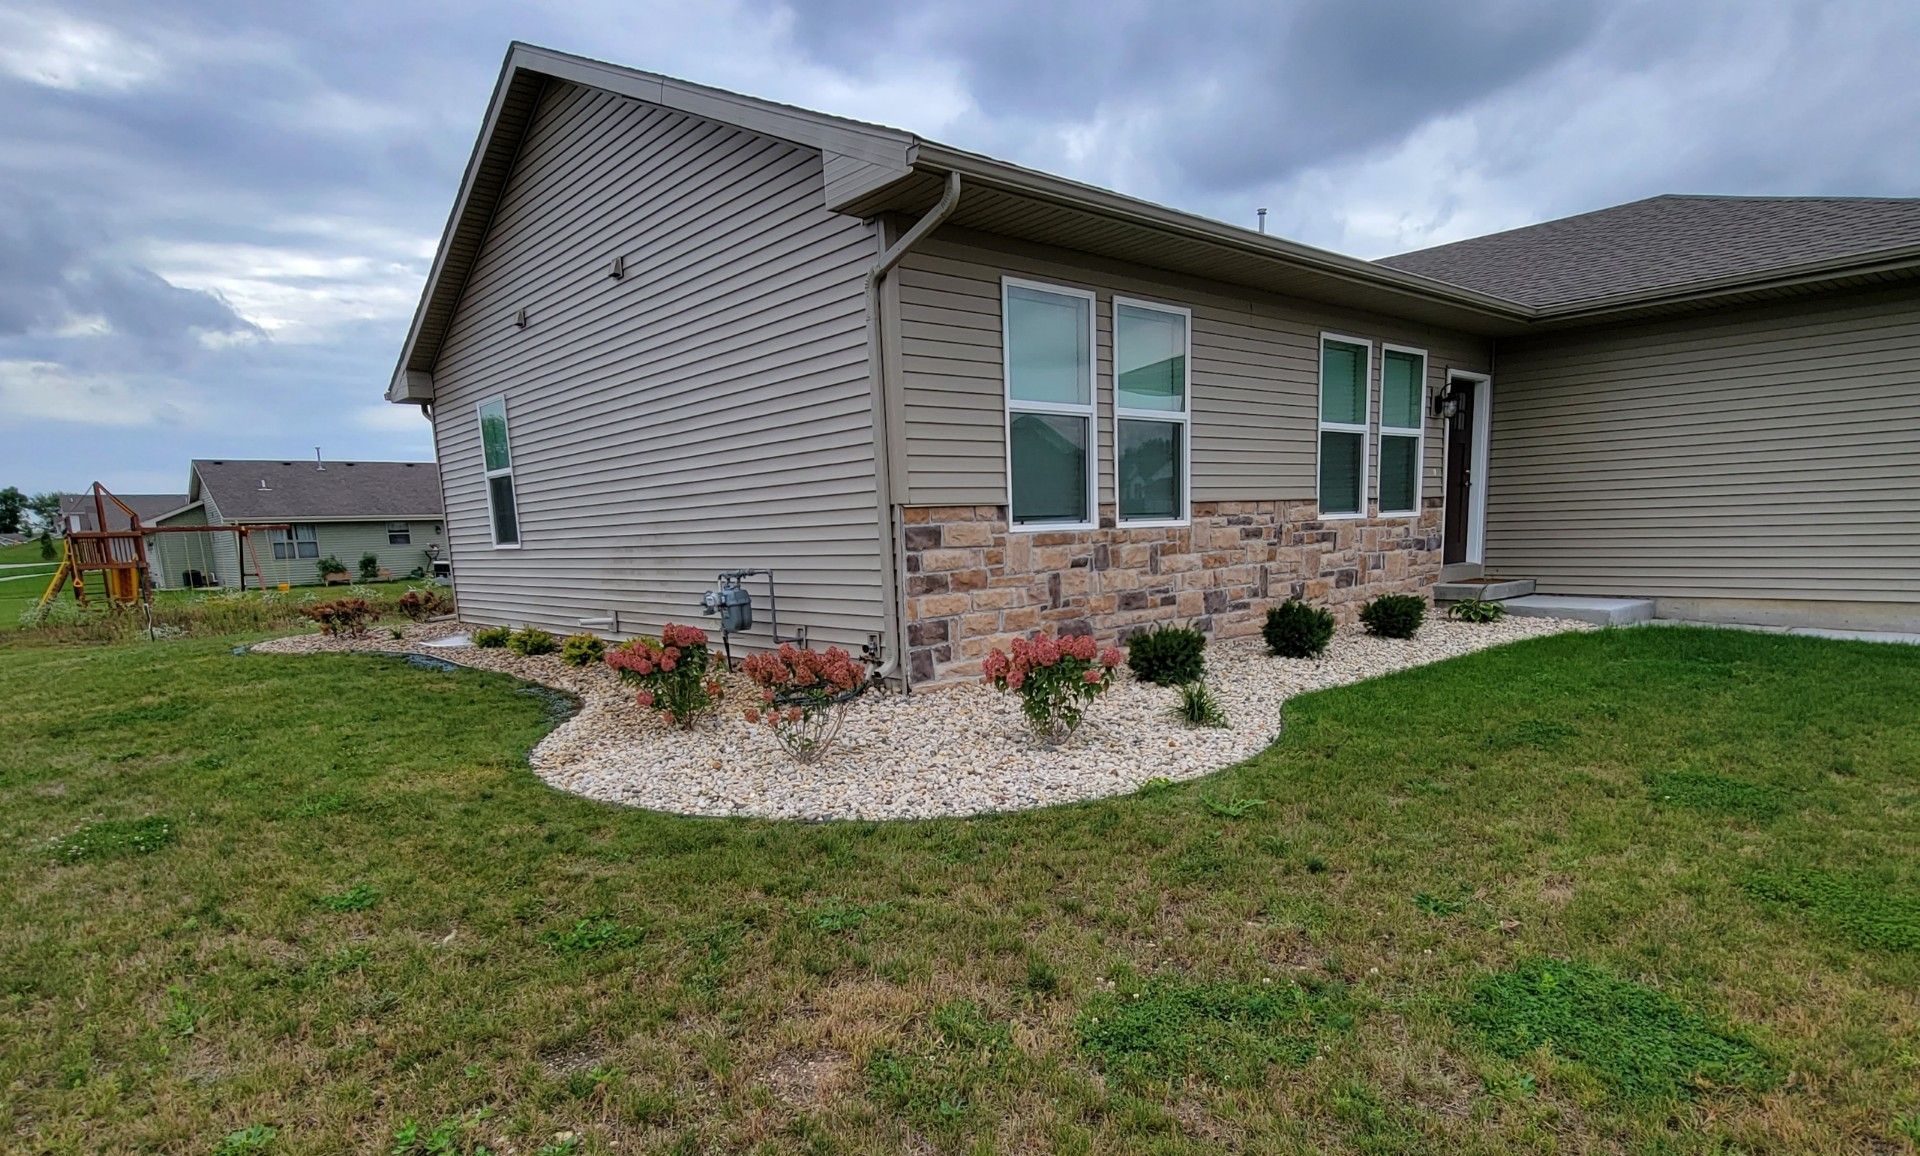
4 0 1919 495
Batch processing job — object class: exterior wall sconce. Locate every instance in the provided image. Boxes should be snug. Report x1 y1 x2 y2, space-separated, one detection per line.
1432 380 1463 420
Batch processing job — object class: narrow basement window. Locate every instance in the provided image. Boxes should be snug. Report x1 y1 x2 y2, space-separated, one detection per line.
477 397 520 547
1378 345 1426 516
1318 335 1371 518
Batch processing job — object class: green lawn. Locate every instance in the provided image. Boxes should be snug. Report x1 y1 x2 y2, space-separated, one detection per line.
2 628 1916 1154
0 539 61 627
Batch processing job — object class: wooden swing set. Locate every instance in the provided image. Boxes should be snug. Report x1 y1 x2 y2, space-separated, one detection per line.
37 482 293 612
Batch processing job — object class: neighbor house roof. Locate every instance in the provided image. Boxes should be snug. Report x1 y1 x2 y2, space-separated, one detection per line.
190 460 441 522
59 492 189 532
1379 195 1920 309
390 44 1920 402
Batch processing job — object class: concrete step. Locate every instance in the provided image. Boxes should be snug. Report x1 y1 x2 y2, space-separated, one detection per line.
1501 594 1655 626
1434 578 1536 602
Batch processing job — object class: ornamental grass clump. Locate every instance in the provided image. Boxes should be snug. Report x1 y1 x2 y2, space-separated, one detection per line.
741 643 870 764
605 623 723 728
471 625 511 648
983 632 1124 747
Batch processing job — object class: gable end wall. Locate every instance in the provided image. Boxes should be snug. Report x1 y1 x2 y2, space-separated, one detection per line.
426 80 886 652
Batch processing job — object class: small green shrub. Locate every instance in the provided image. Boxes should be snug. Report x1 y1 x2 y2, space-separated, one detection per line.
316 555 347 580
1360 594 1426 638
1447 597 1506 623
1127 624 1207 686
472 625 512 648
560 633 606 667
506 626 559 656
1455 958 1777 1099
357 552 381 582
1174 681 1227 727
1264 599 1334 659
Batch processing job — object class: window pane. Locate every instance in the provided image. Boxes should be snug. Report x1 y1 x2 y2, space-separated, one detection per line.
1379 434 1418 513
1382 349 1423 429
1006 286 1091 406
297 542 318 558
1009 411 1089 524
1119 419 1182 521
489 475 520 544
1116 304 1186 412
1319 430 1363 515
1320 340 1367 425
479 400 512 472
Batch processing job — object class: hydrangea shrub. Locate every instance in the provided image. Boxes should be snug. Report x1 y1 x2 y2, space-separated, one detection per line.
604 623 723 728
741 643 870 764
983 632 1124 747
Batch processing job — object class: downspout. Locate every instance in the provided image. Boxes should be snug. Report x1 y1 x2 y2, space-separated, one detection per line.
864 170 962 691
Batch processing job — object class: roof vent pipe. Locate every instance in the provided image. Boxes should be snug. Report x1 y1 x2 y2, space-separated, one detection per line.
1256 207 1267 234
314 447 325 471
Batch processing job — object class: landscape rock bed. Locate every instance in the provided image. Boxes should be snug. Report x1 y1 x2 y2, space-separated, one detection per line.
250 615 1589 821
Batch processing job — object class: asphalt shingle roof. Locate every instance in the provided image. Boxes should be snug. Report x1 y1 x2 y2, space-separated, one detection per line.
58 493 189 532
1378 195 1920 309
192 460 441 522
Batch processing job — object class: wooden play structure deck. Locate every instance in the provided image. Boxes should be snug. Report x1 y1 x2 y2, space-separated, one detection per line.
38 483 290 611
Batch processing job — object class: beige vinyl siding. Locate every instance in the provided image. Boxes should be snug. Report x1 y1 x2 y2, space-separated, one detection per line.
894 226 1488 509
149 505 209 590
198 488 242 589
287 521 445 585
428 81 885 650
1487 285 1920 602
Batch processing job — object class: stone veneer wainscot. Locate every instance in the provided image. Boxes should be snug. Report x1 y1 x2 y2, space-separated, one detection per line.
902 499 1444 686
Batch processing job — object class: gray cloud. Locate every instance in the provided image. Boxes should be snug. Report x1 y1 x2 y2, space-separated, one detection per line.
3 0 1919 495
0 185 261 367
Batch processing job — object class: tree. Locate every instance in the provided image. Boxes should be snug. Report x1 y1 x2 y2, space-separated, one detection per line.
26 492 62 535
0 487 24 534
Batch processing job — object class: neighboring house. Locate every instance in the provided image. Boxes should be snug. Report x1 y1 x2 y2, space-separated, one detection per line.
59 493 188 534
147 460 445 589
387 43 1920 688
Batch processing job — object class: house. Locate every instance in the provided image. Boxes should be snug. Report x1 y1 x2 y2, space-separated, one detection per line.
59 492 187 534
387 42 1920 688
147 459 446 589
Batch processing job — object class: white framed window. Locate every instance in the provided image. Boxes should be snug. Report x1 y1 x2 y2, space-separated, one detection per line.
1003 278 1097 530
476 396 520 547
1317 334 1371 518
386 522 412 545
1113 297 1191 526
270 524 319 560
1377 344 1426 517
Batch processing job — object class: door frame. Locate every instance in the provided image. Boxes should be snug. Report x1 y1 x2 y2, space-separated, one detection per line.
1444 369 1493 565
